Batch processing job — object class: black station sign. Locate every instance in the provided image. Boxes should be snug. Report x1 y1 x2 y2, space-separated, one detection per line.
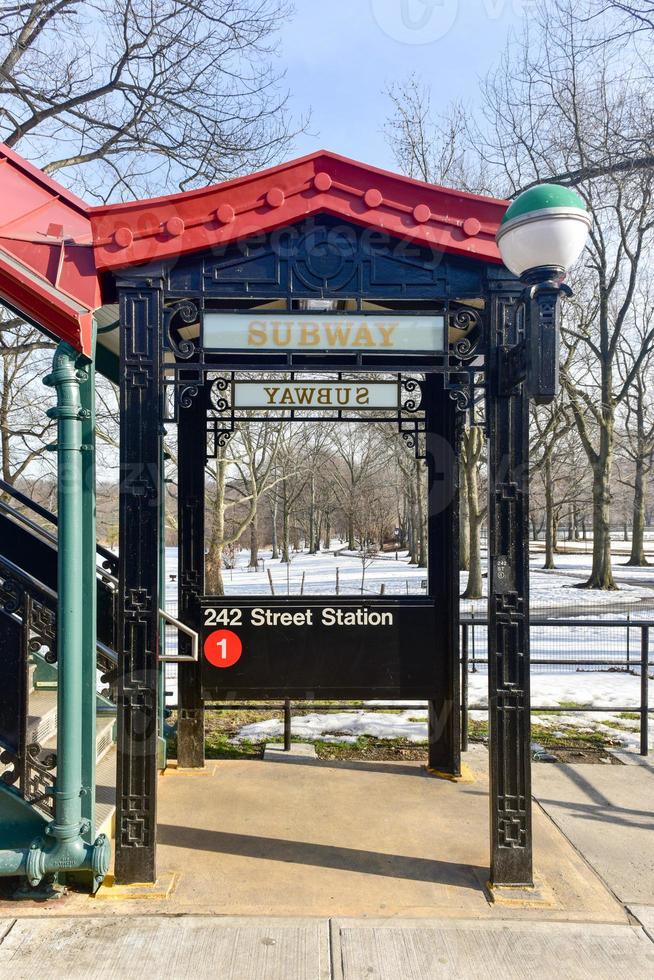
200 598 443 699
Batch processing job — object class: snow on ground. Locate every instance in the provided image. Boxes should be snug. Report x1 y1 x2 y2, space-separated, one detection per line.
164 544 654 613
236 671 651 753
162 546 652 752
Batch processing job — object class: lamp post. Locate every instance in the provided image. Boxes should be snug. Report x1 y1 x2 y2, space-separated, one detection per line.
496 183 591 404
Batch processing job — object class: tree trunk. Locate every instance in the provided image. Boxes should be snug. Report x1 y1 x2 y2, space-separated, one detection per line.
323 513 331 551
205 455 227 595
347 514 355 551
280 491 291 562
308 472 317 554
544 451 555 569
583 452 617 589
316 511 323 553
462 475 483 599
627 451 648 565
415 458 427 568
459 460 470 571
248 515 258 568
461 427 485 599
270 496 279 559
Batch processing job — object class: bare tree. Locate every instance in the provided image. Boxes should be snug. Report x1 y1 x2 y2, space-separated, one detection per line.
474 0 654 588
0 316 55 486
0 0 301 200
204 422 286 594
0 0 303 492
616 289 654 564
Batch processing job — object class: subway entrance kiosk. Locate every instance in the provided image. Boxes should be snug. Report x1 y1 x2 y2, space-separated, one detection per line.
89 153 585 889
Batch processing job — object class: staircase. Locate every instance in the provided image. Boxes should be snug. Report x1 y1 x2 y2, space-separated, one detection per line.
0 480 119 850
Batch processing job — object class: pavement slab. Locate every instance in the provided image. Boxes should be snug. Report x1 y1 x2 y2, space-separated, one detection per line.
628 905 654 939
0 747 624 922
332 918 654 980
0 916 330 980
532 759 654 905
0 916 652 979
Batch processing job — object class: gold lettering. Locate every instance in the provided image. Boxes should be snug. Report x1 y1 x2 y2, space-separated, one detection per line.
271 322 292 346
247 321 267 346
298 322 321 346
263 387 279 405
324 323 352 346
279 388 294 404
355 386 369 405
317 387 332 405
352 324 374 347
335 387 350 405
378 323 398 347
294 387 315 405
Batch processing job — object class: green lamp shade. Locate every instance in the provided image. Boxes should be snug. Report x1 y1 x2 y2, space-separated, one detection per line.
496 183 591 278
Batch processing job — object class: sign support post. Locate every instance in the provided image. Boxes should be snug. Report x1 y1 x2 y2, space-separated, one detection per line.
487 285 533 887
177 383 207 768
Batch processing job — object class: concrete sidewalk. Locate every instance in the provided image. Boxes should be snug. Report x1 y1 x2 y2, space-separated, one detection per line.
0 915 653 979
7 745 622 922
1 748 652 977
532 752 654 904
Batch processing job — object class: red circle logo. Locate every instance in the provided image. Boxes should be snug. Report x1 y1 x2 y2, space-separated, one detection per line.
204 629 243 668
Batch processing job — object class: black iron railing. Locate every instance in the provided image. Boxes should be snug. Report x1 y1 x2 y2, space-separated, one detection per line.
165 613 652 758
0 554 58 812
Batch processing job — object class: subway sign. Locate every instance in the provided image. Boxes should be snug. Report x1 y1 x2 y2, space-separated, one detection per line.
200 599 442 699
203 312 445 353
232 380 401 410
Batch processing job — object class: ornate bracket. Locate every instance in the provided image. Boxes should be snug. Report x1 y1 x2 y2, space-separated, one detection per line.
163 300 199 360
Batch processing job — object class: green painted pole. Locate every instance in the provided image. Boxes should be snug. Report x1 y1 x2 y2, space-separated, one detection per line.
0 344 110 887
49 344 85 841
80 347 97 841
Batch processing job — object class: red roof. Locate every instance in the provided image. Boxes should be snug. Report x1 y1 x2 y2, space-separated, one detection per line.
0 144 99 355
0 145 508 357
90 150 507 272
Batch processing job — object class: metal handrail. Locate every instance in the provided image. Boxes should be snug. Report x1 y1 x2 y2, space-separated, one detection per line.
158 609 198 662
0 497 118 587
0 477 118 571
0 552 57 604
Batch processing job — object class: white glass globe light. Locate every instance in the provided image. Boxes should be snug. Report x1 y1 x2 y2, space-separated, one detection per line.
496 184 591 280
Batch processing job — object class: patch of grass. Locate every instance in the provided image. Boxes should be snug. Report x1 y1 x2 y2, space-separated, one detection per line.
314 735 428 761
598 719 632 732
530 723 618 750
165 730 261 760
617 712 640 721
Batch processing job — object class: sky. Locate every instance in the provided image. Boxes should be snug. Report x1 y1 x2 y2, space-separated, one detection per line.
278 0 535 169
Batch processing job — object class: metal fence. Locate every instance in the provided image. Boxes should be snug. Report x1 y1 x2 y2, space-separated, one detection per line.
162 602 653 757
460 615 652 756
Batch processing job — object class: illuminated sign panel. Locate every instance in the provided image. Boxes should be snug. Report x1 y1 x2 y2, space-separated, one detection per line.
232 380 400 410
203 313 445 353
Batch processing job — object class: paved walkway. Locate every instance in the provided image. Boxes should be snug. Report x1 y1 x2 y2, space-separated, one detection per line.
532 750 654 945
1 915 653 979
1 747 653 977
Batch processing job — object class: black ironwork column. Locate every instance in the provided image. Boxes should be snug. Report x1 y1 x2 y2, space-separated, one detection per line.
115 277 164 884
177 382 206 767
426 375 460 775
487 285 533 886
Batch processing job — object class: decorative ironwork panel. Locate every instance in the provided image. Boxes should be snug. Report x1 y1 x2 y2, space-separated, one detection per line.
487 285 532 887
165 217 488 302
425 375 461 774
115 280 163 883
177 383 206 768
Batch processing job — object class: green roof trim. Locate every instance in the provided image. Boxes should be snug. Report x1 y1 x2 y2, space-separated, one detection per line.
501 184 587 225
